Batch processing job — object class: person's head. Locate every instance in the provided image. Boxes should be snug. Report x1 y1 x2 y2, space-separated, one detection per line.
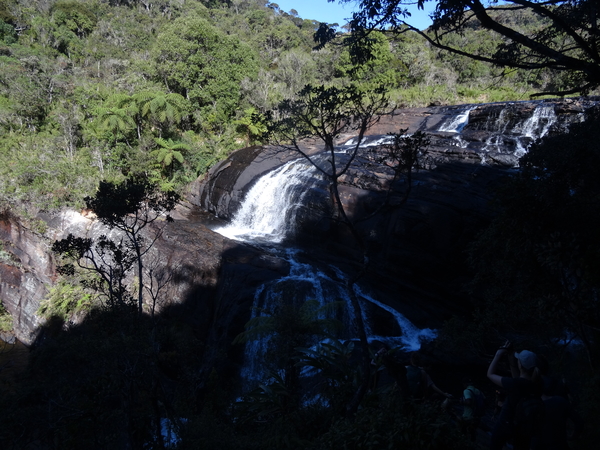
515 350 538 376
462 376 473 387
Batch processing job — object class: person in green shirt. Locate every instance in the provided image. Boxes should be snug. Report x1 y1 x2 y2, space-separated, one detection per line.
459 377 484 441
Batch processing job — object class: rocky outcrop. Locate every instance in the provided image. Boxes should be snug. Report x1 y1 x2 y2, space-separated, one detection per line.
1 97 597 348
0 206 288 347
1 210 54 344
191 98 598 328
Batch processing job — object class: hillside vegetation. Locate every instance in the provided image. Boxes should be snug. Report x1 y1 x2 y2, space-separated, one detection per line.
0 0 566 211
1 2 600 448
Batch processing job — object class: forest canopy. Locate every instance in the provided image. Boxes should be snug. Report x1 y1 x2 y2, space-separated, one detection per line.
334 0 600 96
0 0 595 213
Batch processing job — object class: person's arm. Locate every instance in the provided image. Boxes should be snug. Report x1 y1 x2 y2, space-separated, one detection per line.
431 382 451 398
487 341 511 387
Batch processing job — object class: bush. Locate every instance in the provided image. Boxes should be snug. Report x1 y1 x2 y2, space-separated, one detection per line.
316 399 471 450
0 302 12 332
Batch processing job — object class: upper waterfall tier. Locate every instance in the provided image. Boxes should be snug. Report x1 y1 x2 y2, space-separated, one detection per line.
195 98 598 226
362 97 598 167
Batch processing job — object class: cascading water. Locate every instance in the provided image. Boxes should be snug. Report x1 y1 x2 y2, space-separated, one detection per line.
438 106 476 133
214 158 326 243
214 151 436 386
435 101 570 165
214 99 590 387
481 104 559 157
516 104 557 139
512 105 558 157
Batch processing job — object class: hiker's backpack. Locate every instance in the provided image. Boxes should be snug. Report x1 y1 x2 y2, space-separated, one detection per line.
467 388 485 418
514 394 545 434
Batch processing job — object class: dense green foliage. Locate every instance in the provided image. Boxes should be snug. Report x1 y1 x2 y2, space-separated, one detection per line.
2 1 600 448
0 0 568 212
335 0 600 96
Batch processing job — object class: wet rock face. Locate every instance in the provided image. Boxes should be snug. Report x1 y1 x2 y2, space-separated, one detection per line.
196 98 597 225
0 212 53 344
191 98 598 327
195 98 595 224
1 98 597 346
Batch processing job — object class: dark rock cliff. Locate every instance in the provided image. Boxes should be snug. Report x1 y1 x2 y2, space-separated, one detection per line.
189 98 597 329
0 206 288 350
1 98 596 354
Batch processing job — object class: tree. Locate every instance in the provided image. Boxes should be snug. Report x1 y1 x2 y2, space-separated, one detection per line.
334 30 408 90
105 91 188 141
53 177 180 314
0 0 17 44
270 83 428 415
152 137 190 180
51 0 97 39
272 84 388 249
94 105 136 144
138 91 188 135
151 15 259 126
48 99 82 160
52 232 138 311
234 107 269 145
328 0 600 96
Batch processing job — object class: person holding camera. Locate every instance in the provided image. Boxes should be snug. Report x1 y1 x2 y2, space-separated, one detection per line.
487 340 540 450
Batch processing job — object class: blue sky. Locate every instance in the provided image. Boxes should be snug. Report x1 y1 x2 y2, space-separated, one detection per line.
272 0 435 30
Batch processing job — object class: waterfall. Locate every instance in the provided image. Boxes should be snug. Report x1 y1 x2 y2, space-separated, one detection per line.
437 102 565 162
215 100 580 387
239 249 356 387
214 152 436 386
353 284 437 349
479 104 560 159
238 248 436 387
438 106 476 133
215 158 325 243
512 105 558 157
516 104 557 139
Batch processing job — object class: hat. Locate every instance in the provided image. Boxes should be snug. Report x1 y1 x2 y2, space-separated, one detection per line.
515 350 537 370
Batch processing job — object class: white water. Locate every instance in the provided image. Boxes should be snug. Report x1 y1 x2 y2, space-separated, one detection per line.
240 249 356 386
215 158 323 243
437 103 561 161
342 135 394 147
217 101 570 386
353 284 437 349
214 151 437 386
238 248 437 387
438 106 476 132
516 105 557 139
482 104 559 158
